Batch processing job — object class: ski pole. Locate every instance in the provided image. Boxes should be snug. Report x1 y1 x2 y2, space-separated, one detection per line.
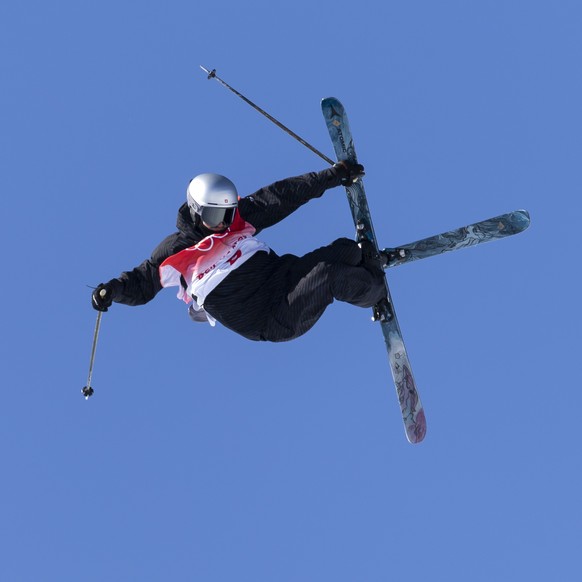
82 290 106 400
200 66 335 166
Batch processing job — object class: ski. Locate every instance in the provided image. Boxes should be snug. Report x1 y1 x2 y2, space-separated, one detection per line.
322 97 426 444
384 210 531 269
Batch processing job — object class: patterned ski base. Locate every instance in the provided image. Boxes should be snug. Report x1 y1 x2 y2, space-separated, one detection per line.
385 210 530 268
322 96 427 444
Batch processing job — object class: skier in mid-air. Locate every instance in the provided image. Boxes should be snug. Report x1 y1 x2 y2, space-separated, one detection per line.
91 162 388 342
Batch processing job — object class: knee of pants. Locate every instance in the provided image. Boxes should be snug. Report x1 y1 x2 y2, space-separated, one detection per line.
329 237 362 266
329 262 386 307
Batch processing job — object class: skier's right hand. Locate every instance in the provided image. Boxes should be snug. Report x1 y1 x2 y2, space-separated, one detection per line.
92 282 115 312
333 160 365 186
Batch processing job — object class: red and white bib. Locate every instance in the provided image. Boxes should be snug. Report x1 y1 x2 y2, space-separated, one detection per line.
159 213 269 310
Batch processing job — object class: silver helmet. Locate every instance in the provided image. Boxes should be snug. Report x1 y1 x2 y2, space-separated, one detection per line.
187 173 238 230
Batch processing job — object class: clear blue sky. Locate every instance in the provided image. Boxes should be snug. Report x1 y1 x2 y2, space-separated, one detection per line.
1 1 580 580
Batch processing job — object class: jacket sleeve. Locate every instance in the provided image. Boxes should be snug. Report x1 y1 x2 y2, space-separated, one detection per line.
109 233 181 306
237 167 343 232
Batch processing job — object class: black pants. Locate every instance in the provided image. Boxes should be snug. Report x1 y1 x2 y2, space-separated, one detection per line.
263 238 386 341
206 238 386 342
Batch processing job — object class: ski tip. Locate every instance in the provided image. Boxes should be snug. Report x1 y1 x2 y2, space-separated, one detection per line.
518 209 531 224
321 96 343 110
405 409 427 444
511 209 531 232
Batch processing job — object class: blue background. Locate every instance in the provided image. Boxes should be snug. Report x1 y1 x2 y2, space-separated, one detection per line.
1 1 580 580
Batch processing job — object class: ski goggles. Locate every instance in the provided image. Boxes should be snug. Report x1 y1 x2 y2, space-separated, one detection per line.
197 206 236 229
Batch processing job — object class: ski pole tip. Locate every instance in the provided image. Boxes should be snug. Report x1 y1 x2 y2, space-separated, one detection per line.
199 65 216 79
82 386 94 399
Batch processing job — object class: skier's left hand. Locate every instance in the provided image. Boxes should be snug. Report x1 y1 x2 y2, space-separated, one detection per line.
92 282 115 312
333 160 365 186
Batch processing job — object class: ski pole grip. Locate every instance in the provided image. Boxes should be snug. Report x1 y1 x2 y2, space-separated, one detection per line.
99 289 107 298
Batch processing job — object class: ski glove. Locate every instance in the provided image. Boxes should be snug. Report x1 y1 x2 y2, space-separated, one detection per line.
92 282 116 312
333 160 365 186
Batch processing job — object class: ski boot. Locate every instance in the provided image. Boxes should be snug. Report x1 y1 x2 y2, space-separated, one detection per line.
359 239 410 270
358 239 387 272
357 239 395 323
372 297 394 323
381 247 409 268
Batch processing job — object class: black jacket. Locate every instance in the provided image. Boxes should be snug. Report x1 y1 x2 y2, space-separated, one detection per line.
109 168 343 309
